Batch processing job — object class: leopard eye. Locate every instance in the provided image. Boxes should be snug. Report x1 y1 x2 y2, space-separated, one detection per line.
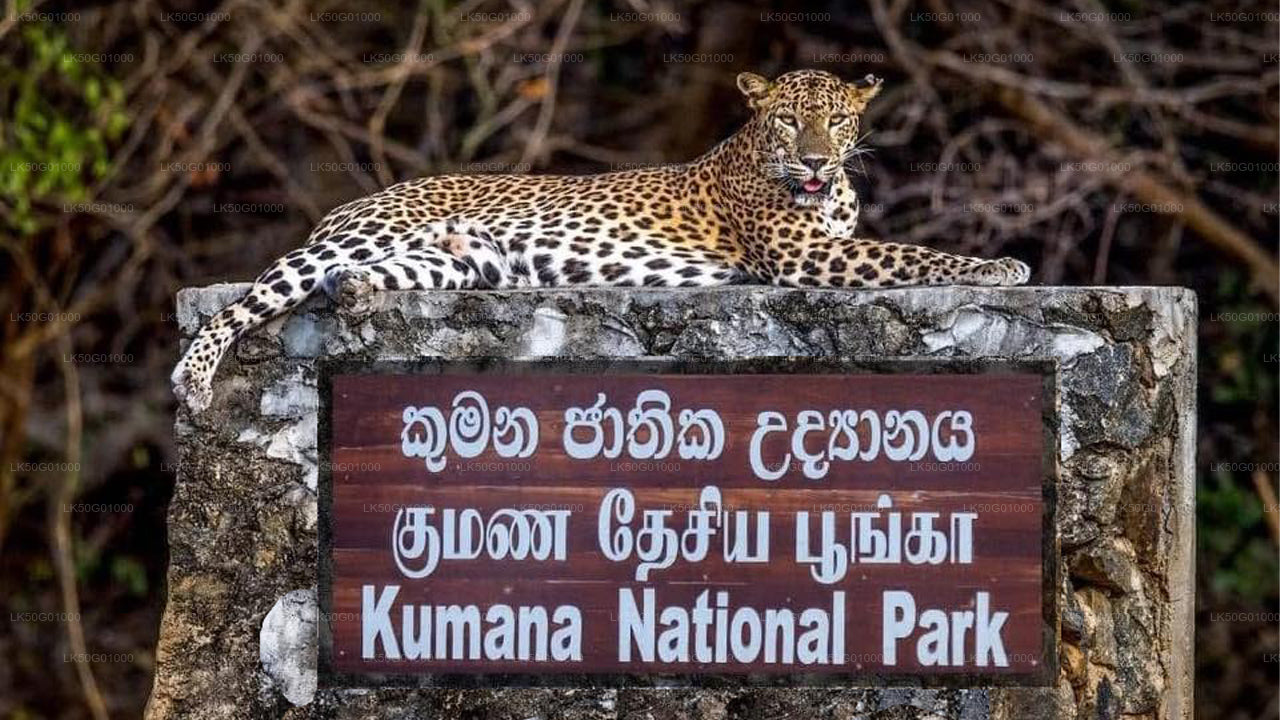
775 114 798 130
830 114 850 127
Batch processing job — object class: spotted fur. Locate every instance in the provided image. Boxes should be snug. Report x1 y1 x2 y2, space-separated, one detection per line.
172 70 1031 412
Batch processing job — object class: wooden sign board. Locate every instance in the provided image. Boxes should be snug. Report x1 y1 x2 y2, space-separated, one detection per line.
318 360 1056 686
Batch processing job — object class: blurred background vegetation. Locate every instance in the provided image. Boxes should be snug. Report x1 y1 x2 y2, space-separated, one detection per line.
0 0 1276 717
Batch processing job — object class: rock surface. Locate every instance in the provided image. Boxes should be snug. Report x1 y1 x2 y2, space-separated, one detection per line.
149 285 1196 720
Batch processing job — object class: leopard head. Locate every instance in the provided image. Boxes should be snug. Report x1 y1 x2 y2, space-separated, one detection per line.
736 69 882 207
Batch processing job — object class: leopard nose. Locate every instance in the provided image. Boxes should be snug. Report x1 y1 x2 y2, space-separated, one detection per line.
801 156 828 173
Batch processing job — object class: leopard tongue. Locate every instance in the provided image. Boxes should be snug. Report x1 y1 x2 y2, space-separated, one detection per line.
802 179 826 193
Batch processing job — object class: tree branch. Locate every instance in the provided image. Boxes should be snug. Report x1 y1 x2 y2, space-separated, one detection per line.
991 84 1279 304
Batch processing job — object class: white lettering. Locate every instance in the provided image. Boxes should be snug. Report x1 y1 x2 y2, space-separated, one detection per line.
618 588 844 666
360 585 581 663
881 590 1010 667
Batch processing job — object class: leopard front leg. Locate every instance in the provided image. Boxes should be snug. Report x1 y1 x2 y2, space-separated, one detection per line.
767 237 1030 288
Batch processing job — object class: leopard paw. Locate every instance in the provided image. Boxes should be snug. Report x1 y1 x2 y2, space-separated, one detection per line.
323 266 379 316
966 257 1031 286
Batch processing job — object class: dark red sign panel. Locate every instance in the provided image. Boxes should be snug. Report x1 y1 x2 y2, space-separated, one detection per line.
319 361 1053 685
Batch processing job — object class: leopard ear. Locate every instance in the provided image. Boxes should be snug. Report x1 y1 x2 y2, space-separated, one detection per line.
847 74 884 113
736 72 774 110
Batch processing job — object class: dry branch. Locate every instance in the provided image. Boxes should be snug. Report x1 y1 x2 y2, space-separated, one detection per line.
51 336 108 720
992 84 1280 304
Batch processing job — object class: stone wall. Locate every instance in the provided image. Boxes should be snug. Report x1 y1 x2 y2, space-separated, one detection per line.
148 285 1195 720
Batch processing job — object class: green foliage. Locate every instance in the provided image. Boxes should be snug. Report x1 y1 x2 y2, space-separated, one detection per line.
1208 272 1278 405
1197 269 1280 603
110 556 148 596
0 15 128 234
1199 469 1277 601
66 522 148 596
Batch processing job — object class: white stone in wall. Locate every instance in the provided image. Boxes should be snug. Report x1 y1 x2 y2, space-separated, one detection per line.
259 589 318 706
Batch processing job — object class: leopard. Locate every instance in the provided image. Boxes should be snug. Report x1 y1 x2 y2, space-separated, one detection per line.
172 69 1030 413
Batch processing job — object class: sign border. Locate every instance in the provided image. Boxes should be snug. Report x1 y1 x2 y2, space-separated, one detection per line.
317 357 1060 689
